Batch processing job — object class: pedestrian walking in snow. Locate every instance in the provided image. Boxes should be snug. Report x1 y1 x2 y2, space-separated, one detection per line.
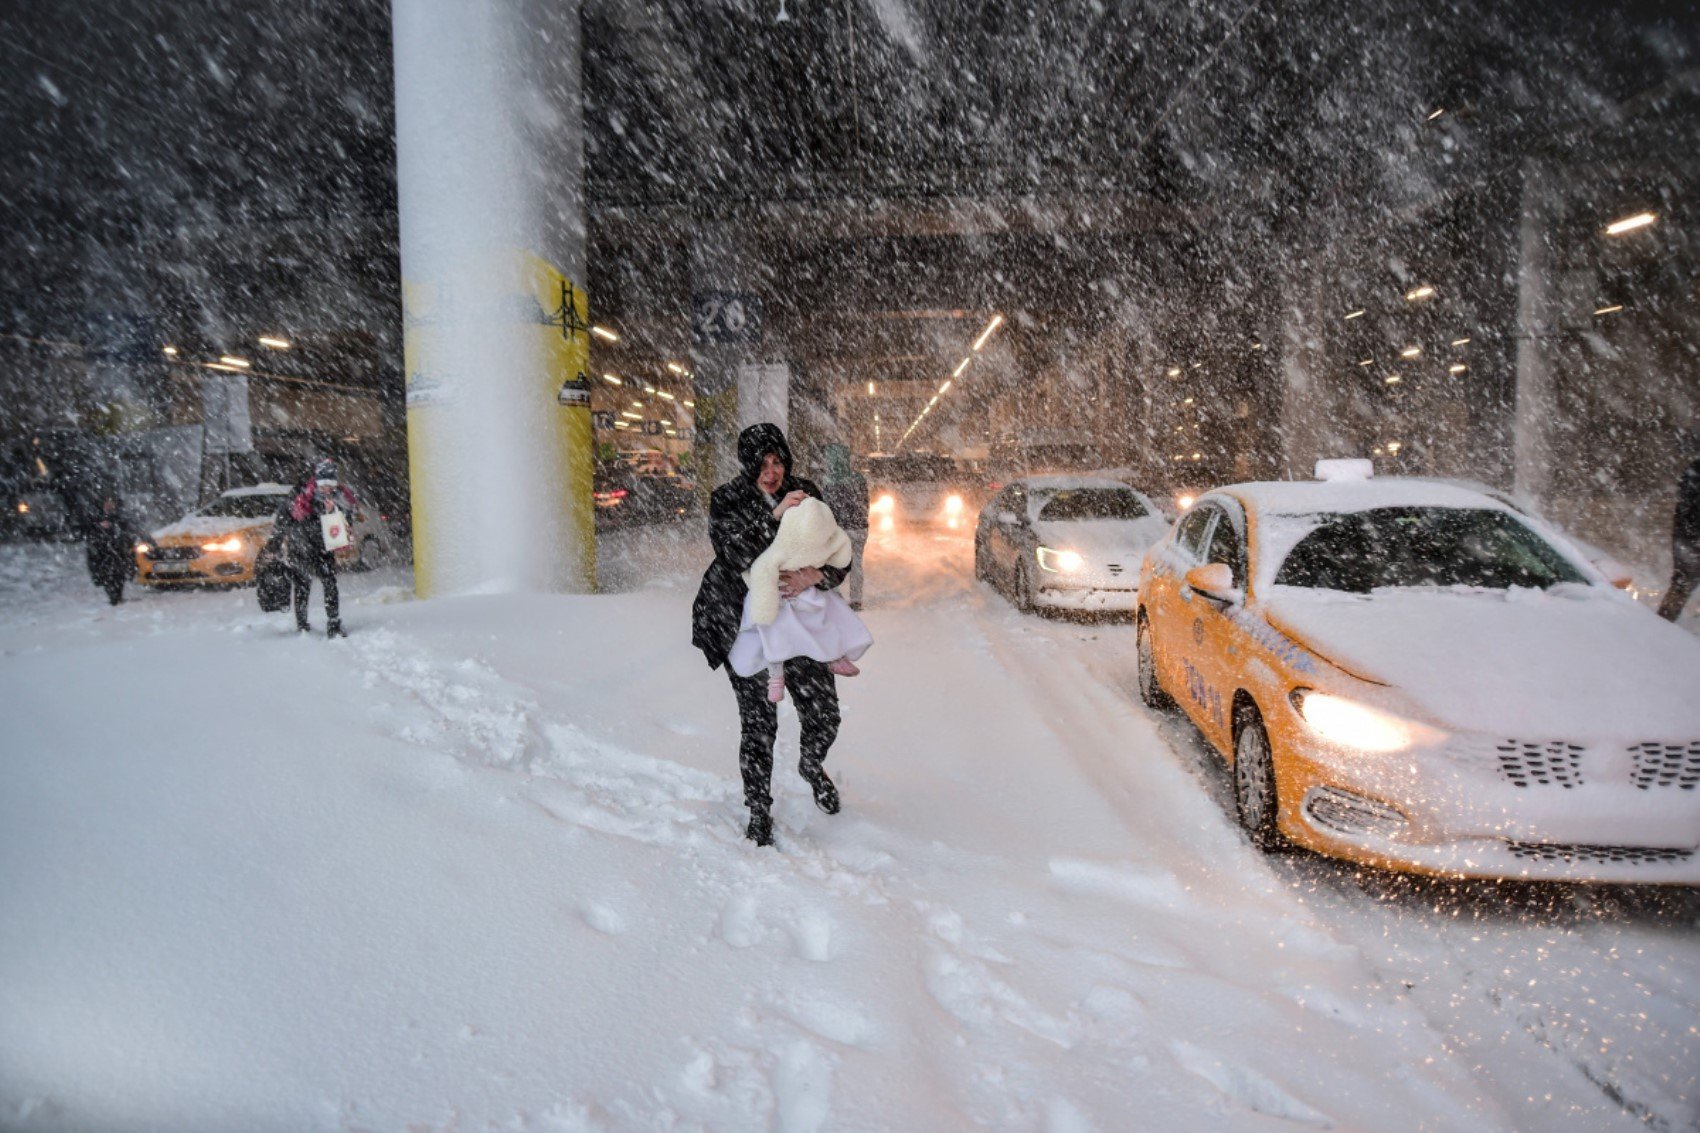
265 458 357 638
692 423 853 847
80 493 140 606
726 493 873 703
1658 453 1700 621
820 442 869 610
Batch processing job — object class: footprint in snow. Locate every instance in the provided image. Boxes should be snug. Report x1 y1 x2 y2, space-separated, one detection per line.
580 902 628 935
1169 1040 1332 1128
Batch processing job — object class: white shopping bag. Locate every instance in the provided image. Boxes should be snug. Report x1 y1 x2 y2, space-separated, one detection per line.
320 508 353 552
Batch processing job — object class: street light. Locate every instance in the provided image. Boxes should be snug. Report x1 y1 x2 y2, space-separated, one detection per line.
1404 286 1435 302
258 335 291 350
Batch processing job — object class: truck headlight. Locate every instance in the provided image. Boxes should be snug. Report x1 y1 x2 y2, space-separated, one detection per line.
1037 546 1084 573
1289 688 1439 753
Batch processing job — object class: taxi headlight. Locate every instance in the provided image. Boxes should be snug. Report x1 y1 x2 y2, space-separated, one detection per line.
201 536 245 553
1289 688 1436 753
872 494 895 514
943 494 964 515
1037 546 1085 573
135 541 152 555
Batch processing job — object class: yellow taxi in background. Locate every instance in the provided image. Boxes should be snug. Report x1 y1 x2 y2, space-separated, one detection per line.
137 483 386 587
1135 462 1700 883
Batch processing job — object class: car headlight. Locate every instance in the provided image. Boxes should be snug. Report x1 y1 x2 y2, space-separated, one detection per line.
1036 546 1085 573
201 536 245 553
135 541 152 554
943 494 964 515
872 494 895 513
1289 688 1439 753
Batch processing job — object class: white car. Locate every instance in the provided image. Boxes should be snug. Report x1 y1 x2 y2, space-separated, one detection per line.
975 476 1170 612
1136 467 1700 882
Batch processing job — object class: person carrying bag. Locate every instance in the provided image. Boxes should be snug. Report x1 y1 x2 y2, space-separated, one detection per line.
263 458 357 637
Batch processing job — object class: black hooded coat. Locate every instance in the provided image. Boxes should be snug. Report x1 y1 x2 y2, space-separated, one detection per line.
691 423 849 668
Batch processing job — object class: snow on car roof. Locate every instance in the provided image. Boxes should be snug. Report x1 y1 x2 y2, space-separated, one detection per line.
1212 477 1600 593
222 482 292 497
1213 477 1512 517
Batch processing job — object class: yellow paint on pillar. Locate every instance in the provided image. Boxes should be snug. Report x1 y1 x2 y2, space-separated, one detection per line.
521 249 597 592
402 251 596 598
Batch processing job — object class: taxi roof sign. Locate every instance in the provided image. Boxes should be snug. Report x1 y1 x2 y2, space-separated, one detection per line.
1314 458 1375 483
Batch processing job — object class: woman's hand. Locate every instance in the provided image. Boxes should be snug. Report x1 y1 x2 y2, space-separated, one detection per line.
778 567 823 598
772 490 808 519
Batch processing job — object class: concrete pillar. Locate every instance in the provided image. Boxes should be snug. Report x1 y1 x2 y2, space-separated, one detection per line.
393 0 594 597
689 222 773 488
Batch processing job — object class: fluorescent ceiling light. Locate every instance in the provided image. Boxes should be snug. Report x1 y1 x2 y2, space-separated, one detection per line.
1344 309 1366 320
1605 212 1656 236
258 336 290 350
1404 286 1435 301
1449 363 1467 374
971 314 1004 351
602 374 622 385
219 355 251 368
1400 346 1422 358
952 357 971 378
592 325 620 342
1426 107 1445 121
1593 304 1624 316
1450 337 1471 346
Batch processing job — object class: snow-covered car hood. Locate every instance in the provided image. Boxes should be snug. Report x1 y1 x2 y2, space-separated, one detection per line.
1261 585 1700 742
152 515 274 540
1032 516 1170 561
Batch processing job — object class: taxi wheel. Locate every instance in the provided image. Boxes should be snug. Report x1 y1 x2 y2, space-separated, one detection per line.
1136 614 1174 710
1233 707 1285 852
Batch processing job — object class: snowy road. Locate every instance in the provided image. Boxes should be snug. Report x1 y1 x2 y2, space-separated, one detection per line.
1 530 1696 1132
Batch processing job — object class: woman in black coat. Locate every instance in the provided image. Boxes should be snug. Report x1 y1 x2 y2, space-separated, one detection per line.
692 423 850 846
82 494 140 606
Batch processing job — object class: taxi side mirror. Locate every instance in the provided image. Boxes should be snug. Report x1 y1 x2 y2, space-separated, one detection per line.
1185 562 1241 606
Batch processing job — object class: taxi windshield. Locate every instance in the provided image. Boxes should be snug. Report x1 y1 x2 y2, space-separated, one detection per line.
1273 506 1588 593
1037 489 1149 522
198 494 285 520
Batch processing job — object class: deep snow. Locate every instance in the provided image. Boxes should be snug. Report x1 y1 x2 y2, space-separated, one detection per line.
1 526 1696 1132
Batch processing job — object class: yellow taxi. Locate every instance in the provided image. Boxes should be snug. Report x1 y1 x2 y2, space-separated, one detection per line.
137 483 384 587
1135 461 1700 883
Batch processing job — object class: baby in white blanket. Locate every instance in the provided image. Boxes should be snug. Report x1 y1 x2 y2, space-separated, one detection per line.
728 496 874 702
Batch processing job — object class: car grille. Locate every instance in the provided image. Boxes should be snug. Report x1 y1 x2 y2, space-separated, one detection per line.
1505 842 1694 866
149 546 202 562
1493 741 1585 789
1630 742 1700 790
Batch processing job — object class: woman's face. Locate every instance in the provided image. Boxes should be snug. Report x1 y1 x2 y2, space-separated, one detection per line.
757 452 785 494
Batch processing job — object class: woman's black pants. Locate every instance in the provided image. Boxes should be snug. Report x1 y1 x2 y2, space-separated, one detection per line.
727 658 839 813
290 554 340 629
